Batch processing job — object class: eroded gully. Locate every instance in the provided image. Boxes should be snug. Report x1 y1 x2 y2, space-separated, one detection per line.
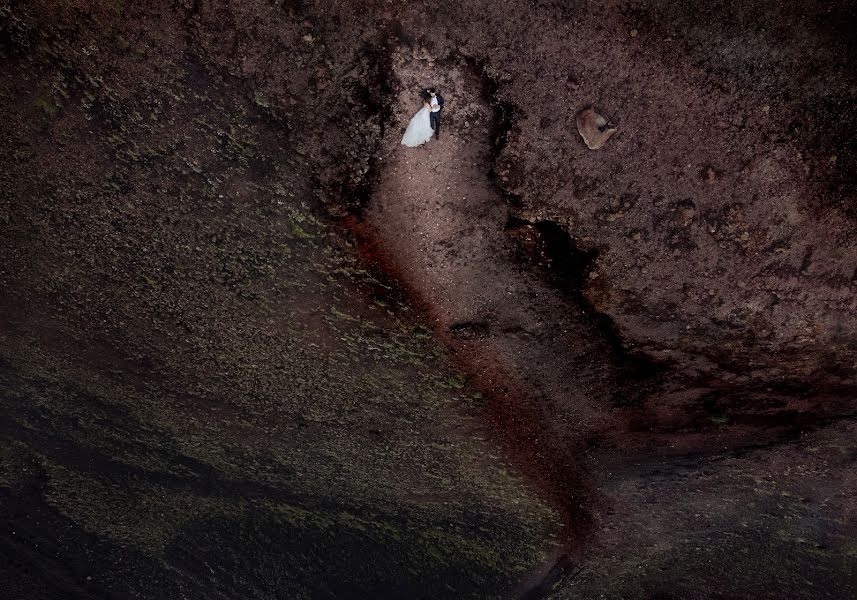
339 48 633 591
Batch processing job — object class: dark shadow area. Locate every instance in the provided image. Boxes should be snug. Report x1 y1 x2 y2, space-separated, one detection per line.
505 216 667 406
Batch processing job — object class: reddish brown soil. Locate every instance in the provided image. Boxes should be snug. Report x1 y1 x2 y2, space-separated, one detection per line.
2 1 856 598
347 38 857 597
355 54 610 542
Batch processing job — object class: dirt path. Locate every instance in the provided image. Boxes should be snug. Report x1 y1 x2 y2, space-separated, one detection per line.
359 49 629 554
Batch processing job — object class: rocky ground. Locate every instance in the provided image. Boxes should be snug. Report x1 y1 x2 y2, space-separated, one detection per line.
1 0 856 598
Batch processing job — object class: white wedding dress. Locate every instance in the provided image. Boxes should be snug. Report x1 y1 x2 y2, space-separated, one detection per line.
401 106 434 147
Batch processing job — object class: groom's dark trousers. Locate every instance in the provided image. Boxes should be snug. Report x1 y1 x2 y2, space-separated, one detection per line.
430 110 441 139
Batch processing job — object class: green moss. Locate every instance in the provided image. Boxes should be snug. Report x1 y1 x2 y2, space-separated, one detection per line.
437 374 467 389
0 25 560 598
33 95 58 117
329 306 355 321
290 220 316 239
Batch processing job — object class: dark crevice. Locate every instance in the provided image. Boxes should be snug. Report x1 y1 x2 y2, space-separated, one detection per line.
444 48 671 406
518 554 580 600
508 214 857 428
529 220 599 293
181 0 202 51
328 24 402 217
279 0 309 13
489 99 518 161
690 384 857 439
448 50 665 403
505 216 666 405
440 49 524 207
0 4 37 59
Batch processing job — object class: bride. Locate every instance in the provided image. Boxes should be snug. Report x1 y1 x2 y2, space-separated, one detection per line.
400 97 434 147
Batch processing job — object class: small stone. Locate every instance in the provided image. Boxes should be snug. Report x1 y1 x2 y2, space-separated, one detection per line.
706 167 717 184
829 154 837 163
761 105 770 113
629 29 638 38
302 34 314 43
576 107 618 150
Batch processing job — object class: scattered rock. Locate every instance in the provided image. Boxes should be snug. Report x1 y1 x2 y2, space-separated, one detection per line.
576 107 618 150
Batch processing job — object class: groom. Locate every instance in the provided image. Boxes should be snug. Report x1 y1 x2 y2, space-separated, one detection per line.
427 87 444 140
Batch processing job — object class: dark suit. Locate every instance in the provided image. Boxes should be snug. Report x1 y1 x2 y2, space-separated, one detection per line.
429 94 444 139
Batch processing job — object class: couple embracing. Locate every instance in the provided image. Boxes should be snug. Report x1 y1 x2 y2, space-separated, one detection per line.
401 88 444 147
